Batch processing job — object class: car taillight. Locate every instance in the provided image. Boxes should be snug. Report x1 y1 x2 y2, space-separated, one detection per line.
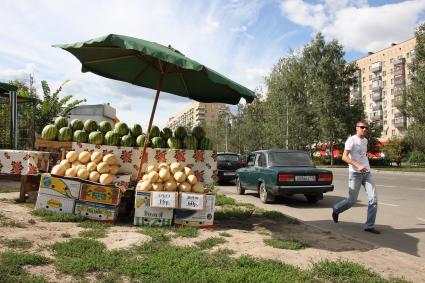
279 173 295 183
318 173 332 182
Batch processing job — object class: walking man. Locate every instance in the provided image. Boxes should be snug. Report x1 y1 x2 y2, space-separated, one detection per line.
332 120 380 234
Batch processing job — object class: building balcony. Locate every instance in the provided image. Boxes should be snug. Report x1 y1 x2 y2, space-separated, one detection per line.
394 111 404 118
394 77 405 86
394 97 403 107
393 58 405 65
393 117 406 128
394 69 404 76
372 75 381 82
372 85 382 92
394 87 404 97
372 103 382 111
371 111 382 121
371 62 382 72
372 92 382 102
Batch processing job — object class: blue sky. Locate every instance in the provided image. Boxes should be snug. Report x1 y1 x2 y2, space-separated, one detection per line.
1 0 424 129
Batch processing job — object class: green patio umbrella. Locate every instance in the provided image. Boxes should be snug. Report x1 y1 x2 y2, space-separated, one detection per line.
54 34 256 179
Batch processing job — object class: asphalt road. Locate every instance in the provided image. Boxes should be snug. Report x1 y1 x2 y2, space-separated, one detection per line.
218 168 425 258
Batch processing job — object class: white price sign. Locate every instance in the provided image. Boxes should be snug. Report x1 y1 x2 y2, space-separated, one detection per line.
150 192 178 208
180 193 205 210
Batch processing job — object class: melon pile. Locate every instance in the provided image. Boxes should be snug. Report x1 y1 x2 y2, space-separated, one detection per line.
50 151 120 185
136 162 205 193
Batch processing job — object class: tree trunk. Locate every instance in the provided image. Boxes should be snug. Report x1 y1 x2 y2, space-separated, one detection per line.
330 143 334 166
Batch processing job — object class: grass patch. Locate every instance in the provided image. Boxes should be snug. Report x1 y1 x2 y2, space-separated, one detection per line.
172 226 199 238
79 229 108 239
31 208 85 222
375 167 425 172
138 227 170 242
77 221 113 230
264 239 309 250
312 259 410 282
236 202 256 209
261 211 300 224
215 207 255 220
194 237 227 250
0 213 26 228
0 251 50 282
215 194 236 206
0 188 19 193
61 232 72 238
219 232 232 237
48 238 404 282
213 248 235 256
0 239 33 250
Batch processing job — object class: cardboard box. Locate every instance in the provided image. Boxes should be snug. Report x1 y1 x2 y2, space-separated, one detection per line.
39 173 81 199
174 194 215 228
35 193 75 214
134 191 173 227
79 184 121 206
75 201 118 223
179 192 206 210
150 191 178 208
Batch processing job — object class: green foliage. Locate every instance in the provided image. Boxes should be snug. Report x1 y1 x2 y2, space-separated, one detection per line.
35 80 86 134
382 137 410 166
0 239 33 250
215 194 236 206
264 239 309 250
77 221 113 229
407 150 425 165
137 227 170 242
405 123 425 153
0 251 50 283
172 226 199 238
215 207 255 220
78 229 108 239
31 208 85 222
194 237 227 250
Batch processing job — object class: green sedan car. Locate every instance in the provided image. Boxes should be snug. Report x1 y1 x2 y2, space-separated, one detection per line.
236 150 334 204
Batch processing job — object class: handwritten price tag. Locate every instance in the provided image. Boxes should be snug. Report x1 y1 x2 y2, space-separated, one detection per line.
180 193 205 210
150 192 178 208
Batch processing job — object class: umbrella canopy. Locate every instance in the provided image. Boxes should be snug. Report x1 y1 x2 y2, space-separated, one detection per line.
54 34 255 104
0 82 18 93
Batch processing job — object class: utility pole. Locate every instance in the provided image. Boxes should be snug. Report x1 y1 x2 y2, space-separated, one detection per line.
225 115 228 152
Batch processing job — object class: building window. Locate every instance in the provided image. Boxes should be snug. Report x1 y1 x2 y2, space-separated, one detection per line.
369 94 372 99
369 75 372 80
384 120 387 125
407 52 410 58
362 68 365 72
369 66 371 70
390 68 393 74
391 79 393 84
391 88 394 95
363 77 365 82
383 81 386 87
383 71 386 76
392 129 396 136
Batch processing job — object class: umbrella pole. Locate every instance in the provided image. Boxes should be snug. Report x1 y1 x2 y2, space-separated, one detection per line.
137 75 164 181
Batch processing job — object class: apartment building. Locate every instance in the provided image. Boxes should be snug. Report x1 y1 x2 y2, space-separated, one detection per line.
351 37 416 140
166 102 226 131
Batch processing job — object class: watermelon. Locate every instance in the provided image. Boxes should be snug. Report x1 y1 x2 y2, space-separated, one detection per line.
136 134 147 147
121 135 135 147
167 137 182 149
84 119 98 134
41 124 58 141
183 136 198 150
54 116 68 129
161 127 173 140
151 137 166 148
104 131 121 146
70 119 84 131
191 126 206 140
115 122 129 136
199 137 213 150
130 124 143 137
150 125 161 138
174 126 187 140
57 127 73 141
73 130 88 143
88 131 104 145
99 121 112 134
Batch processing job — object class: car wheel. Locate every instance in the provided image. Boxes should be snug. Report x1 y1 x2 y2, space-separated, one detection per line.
305 195 319 204
259 182 275 204
236 177 245 195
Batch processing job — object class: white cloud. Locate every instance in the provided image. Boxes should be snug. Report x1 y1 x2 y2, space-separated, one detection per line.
280 0 425 52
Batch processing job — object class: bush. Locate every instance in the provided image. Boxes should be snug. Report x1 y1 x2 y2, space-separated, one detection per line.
407 150 425 165
369 158 390 167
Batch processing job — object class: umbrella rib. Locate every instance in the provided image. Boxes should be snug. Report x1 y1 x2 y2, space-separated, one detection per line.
83 54 137 65
131 57 158 84
176 66 190 96
135 54 161 73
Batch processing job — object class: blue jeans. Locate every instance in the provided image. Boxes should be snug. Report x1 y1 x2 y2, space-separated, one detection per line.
333 171 378 229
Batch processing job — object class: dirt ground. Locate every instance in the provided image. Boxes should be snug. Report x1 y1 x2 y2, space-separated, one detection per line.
0 191 424 282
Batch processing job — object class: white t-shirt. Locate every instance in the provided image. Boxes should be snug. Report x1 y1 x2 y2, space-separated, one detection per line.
345 135 370 172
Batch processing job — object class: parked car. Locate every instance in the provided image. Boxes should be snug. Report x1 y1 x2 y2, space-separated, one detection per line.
236 150 334 204
216 152 243 183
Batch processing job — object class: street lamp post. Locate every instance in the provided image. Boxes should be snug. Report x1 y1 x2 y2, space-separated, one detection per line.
218 109 229 152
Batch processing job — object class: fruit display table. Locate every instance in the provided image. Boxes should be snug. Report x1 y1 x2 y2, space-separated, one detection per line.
0 150 50 201
71 142 217 183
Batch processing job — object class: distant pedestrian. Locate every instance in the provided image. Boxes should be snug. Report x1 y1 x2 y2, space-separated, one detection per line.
332 120 380 234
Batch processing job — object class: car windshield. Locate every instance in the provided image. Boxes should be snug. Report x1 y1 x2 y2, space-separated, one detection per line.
268 152 314 167
217 154 239 161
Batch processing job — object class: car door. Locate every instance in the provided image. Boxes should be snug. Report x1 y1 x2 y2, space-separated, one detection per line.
240 153 257 189
253 153 267 191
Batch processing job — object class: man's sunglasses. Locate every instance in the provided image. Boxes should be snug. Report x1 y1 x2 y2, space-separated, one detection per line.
356 126 368 129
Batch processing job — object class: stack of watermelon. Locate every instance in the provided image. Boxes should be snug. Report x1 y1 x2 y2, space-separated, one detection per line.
164 125 213 150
